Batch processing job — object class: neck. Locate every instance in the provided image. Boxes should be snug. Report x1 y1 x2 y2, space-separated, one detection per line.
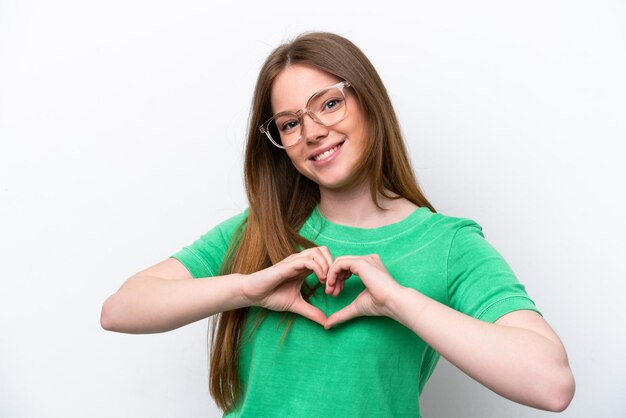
318 181 418 228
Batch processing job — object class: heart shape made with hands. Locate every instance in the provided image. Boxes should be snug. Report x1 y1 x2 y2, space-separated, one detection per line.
286 253 400 330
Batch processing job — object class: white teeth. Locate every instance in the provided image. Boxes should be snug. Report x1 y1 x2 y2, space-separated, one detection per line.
314 145 340 161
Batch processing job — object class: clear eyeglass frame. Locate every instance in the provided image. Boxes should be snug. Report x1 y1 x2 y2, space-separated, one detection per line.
258 81 352 149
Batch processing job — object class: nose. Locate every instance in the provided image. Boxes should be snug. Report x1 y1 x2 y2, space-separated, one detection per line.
301 112 328 144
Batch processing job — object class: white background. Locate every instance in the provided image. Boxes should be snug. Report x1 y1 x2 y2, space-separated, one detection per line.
1 1 625 417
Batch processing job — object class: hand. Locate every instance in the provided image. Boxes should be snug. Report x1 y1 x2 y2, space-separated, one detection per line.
242 246 333 326
322 254 404 329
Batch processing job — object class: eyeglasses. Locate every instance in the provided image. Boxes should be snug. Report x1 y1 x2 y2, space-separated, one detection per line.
259 81 351 149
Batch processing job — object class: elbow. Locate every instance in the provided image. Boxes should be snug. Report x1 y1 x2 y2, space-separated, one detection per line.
100 308 114 331
543 369 576 412
100 296 122 332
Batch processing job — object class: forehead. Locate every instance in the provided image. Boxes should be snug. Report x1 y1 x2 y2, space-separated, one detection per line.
270 65 341 113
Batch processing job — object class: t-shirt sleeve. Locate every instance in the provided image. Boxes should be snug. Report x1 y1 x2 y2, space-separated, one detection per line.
169 211 248 279
446 222 541 322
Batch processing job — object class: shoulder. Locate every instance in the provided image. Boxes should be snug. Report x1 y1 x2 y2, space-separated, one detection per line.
169 209 249 278
185 209 249 250
208 209 249 243
421 208 483 238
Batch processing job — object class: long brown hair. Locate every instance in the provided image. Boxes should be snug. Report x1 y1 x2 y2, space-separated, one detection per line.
209 31 435 412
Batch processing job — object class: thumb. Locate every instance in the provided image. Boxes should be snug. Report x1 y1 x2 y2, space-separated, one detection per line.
290 298 328 327
324 302 360 330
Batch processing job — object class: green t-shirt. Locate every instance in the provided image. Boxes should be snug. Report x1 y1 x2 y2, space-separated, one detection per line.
171 206 540 418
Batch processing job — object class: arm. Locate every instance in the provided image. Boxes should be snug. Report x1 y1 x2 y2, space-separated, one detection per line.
101 247 334 333
387 289 575 412
100 258 250 334
323 255 575 412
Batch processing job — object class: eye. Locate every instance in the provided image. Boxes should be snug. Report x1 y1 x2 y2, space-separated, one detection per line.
322 97 343 112
280 119 300 132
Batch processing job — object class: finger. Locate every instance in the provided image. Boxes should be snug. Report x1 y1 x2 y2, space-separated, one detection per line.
311 247 331 280
326 281 334 295
291 298 328 327
317 246 334 271
295 257 328 284
326 257 359 293
324 302 359 330
332 279 343 297
325 257 343 288
328 257 360 284
326 272 350 295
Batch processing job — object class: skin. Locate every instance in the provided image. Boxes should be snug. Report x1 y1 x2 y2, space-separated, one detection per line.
271 65 369 195
102 64 575 412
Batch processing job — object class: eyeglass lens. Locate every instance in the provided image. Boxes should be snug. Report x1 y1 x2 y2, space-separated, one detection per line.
267 86 347 147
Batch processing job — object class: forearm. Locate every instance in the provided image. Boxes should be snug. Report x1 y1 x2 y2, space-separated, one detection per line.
386 287 573 411
101 273 250 334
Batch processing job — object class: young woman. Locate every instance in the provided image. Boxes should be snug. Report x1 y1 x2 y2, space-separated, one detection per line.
101 32 575 417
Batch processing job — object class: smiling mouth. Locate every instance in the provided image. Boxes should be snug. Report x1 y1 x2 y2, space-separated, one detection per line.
312 142 344 161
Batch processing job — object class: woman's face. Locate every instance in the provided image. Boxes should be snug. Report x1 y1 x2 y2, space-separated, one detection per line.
270 64 369 194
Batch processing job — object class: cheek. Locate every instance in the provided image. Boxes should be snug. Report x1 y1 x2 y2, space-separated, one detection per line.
344 105 368 143
285 149 307 173
284 149 299 165
347 117 368 150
